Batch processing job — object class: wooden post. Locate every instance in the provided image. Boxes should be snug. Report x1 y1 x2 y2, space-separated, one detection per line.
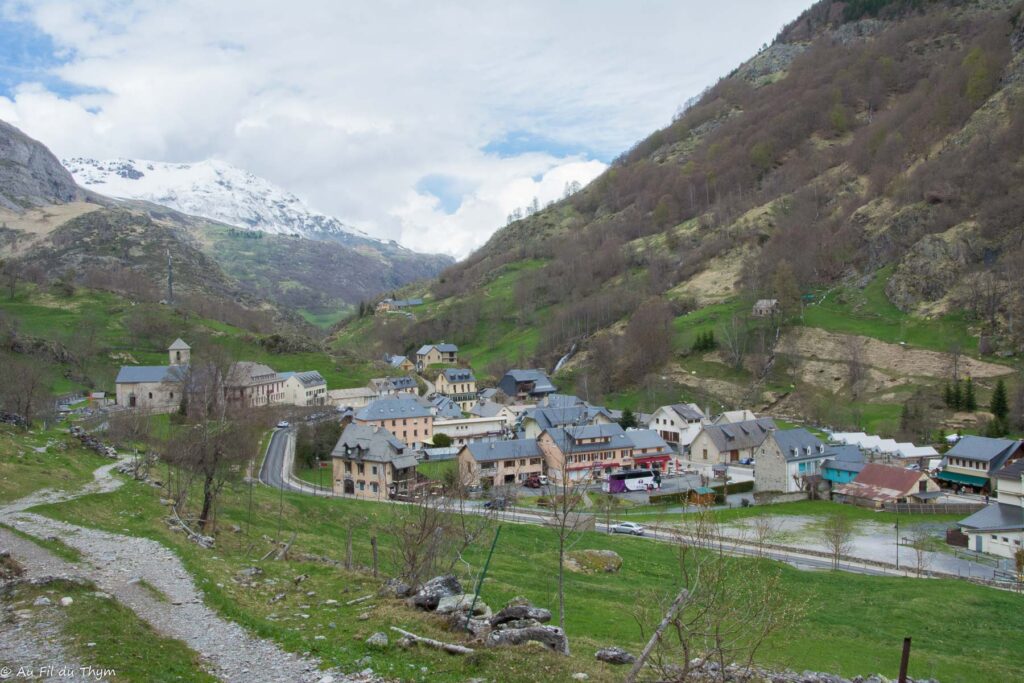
346 527 353 570
898 637 911 683
371 536 378 577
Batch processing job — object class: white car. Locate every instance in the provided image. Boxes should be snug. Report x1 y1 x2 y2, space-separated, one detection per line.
276 420 290 429
610 521 645 536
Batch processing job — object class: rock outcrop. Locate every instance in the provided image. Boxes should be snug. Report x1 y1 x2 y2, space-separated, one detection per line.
0 120 81 211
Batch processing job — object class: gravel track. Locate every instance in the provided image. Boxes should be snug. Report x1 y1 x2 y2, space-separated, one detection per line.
0 457 365 683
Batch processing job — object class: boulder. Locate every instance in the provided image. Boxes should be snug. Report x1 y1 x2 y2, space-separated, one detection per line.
566 549 622 574
408 574 462 611
365 632 388 648
595 646 636 665
32 596 52 607
435 594 491 619
485 625 568 654
378 577 412 598
59 597 73 607
490 604 551 627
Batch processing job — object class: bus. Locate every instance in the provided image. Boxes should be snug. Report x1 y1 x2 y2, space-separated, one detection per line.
603 469 661 493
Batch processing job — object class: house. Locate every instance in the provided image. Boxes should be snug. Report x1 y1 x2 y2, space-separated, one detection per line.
225 362 285 407
330 423 418 499
625 429 674 473
821 445 866 485
520 404 614 439
458 439 545 488
690 418 776 465
540 394 587 408
754 428 829 494
751 299 779 317
713 409 758 425
416 343 458 368
435 368 477 411
497 369 557 401
832 463 941 509
937 436 1024 493
279 370 327 407
647 403 707 452
354 398 433 448
538 423 633 484
434 415 507 447
428 394 463 419
368 376 418 397
376 298 424 314
328 387 378 409
384 354 416 372
115 339 190 412
958 459 1024 557
468 401 518 427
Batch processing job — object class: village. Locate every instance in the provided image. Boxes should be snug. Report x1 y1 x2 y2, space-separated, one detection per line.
110 337 1024 574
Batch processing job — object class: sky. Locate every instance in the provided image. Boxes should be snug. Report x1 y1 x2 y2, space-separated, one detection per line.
0 1 812 259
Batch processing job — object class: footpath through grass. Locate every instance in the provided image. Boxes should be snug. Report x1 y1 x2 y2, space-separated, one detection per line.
28 471 1024 683
0 425 110 503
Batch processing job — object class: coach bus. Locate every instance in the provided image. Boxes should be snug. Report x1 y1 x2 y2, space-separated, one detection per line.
603 469 661 493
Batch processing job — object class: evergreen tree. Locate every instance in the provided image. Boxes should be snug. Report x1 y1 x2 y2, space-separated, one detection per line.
943 382 954 408
951 381 963 410
990 378 1009 422
619 407 638 430
964 377 977 412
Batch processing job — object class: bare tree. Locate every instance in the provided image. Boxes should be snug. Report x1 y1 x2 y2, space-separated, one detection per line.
751 515 778 557
719 314 749 370
0 354 51 425
633 509 803 681
820 514 855 570
908 525 932 577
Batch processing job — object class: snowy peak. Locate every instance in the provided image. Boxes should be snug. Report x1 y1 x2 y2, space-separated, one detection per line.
62 157 381 244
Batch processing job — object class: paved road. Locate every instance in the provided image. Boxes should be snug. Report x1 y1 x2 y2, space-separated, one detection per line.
257 432 897 577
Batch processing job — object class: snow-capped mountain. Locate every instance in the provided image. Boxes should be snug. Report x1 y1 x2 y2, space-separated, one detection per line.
62 157 385 245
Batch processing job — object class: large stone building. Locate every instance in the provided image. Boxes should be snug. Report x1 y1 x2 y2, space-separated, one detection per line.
458 438 544 488
225 362 285 407
689 418 776 465
416 343 458 369
114 339 189 413
538 423 633 484
435 368 477 411
331 423 418 499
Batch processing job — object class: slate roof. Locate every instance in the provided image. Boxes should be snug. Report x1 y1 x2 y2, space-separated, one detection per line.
331 423 406 462
465 439 542 463
226 361 278 386
946 436 1022 464
356 398 433 421
502 369 556 394
958 502 1024 532
421 446 460 461
385 354 410 368
834 463 926 502
822 445 866 473
168 338 190 350
523 405 611 431
418 343 458 355
995 458 1024 481
115 365 186 384
543 394 586 408
470 402 507 418
772 428 827 462
714 409 758 425
625 429 672 453
441 368 476 383
699 418 776 452
668 403 705 421
429 395 463 419
544 424 631 454
281 370 325 387
392 298 423 307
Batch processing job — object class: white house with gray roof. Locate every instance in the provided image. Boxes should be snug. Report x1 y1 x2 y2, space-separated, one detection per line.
114 339 190 412
279 370 327 407
647 403 707 452
754 428 829 494
959 459 1024 557
416 343 458 368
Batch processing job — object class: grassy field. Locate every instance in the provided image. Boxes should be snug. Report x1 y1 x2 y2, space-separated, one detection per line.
25 463 1023 683
802 268 979 355
6 579 217 682
0 425 110 503
416 459 457 481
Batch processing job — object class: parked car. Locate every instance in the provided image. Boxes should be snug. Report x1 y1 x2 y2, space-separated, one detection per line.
276 420 290 428
610 521 645 536
524 474 549 488
739 458 755 466
484 498 508 510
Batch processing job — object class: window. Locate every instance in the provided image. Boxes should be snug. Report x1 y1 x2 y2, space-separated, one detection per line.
372 465 378 475
358 481 365 491
371 482 379 493
148 392 153 399
358 464 365 475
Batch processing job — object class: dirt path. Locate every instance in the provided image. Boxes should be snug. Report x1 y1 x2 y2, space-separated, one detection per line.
0 458 366 683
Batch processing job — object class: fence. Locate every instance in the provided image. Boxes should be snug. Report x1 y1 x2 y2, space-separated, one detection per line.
883 502 984 515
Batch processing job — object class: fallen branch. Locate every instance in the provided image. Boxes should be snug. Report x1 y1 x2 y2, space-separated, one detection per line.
345 593 374 606
170 507 213 549
274 531 297 561
624 587 690 683
389 627 474 655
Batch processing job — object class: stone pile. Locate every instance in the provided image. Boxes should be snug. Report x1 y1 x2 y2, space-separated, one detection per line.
68 425 118 458
653 660 940 683
0 412 28 428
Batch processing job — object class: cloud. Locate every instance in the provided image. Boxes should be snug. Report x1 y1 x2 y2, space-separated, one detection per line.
0 0 813 258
